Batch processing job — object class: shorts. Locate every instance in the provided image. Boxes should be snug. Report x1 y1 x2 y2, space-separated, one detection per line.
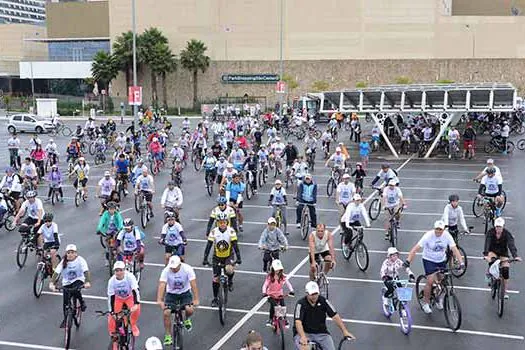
43 242 59 250
141 191 153 202
74 178 88 188
117 173 129 182
463 140 474 149
165 290 193 308
165 244 185 256
423 259 447 276
212 256 235 277
310 250 331 264
229 199 243 208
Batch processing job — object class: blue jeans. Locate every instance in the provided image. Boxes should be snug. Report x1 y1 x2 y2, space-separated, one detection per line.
294 333 335 350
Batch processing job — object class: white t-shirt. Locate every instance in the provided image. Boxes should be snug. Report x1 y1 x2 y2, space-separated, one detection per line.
98 177 116 196
21 198 44 219
336 182 355 205
382 186 403 208
37 222 59 243
159 263 196 294
161 222 185 246
116 228 141 252
481 175 502 195
417 230 456 263
270 187 287 205
136 174 154 192
107 272 139 301
55 256 89 286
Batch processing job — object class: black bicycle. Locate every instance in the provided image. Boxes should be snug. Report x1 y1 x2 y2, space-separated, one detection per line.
166 302 192 350
16 224 37 268
340 225 369 271
386 207 403 248
446 227 472 278
204 260 234 325
33 249 60 298
309 336 354 350
59 285 84 349
96 308 136 350
368 186 384 221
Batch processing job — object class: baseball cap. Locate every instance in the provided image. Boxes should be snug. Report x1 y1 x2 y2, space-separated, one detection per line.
267 217 277 224
271 259 284 271
434 220 446 230
305 173 312 179
388 179 396 186
66 244 77 252
487 158 494 164
342 173 350 179
305 281 320 295
168 255 182 269
113 261 125 270
104 170 111 176
494 217 505 227
352 193 362 201
387 247 399 256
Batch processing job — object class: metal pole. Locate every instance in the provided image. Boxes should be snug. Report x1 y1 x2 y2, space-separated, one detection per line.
278 0 284 117
132 0 138 124
30 61 35 108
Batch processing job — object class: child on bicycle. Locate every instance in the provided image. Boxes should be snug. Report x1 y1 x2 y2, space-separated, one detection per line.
380 247 414 307
262 259 294 328
351 162 366 193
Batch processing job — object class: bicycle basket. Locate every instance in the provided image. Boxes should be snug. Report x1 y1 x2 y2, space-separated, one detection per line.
396 287 413 302
274 306 287 318
489 259 500 279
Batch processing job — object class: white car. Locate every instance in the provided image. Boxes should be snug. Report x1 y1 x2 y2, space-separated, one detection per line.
7 114 54 134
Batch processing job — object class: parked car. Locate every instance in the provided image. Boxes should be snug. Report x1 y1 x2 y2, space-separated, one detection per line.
7 114 54 134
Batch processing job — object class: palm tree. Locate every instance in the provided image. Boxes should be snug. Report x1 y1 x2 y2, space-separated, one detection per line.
180 39 210 109
139 28 169 106
91 51 118 90
112 31 139 88
150 44 177 109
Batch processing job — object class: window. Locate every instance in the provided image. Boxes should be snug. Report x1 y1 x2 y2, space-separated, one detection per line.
12 115 22 122
24 116 36 123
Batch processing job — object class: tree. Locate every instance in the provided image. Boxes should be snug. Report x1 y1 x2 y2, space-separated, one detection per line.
91 51 118 90
311 80 330 92
355 81 367 88
180 39 210 109
112 31 140 89
150 44 177 109
139 28 169 107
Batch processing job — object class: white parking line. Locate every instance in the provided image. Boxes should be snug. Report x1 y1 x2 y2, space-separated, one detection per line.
40 292 524 341
0 341 76 350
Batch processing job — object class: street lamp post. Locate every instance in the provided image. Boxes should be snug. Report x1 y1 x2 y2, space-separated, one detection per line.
278 0 284 117
132 0 138 125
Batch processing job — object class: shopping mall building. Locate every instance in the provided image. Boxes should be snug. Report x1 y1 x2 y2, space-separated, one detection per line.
3 0 525 108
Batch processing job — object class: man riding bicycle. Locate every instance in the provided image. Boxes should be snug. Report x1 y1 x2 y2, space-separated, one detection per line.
114 153 131 196
160 212 187 265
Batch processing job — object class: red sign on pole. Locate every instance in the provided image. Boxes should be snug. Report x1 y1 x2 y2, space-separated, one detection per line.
128 86 142 105
276 81 286 94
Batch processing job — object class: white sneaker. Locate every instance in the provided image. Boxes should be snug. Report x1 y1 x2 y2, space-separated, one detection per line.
422 303 432 314
382 296 390 307
296 223 301 228
435 297 444 310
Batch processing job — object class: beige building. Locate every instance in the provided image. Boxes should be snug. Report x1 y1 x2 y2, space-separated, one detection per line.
106 0 525 107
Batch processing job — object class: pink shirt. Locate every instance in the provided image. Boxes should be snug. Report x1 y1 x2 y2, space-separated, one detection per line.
262 274 293 299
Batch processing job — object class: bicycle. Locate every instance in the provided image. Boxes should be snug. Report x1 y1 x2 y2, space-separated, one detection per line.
257 160 269 188
326 167 342 197
16 224 37 268
273 157 283 178
308 336 354 350
517 138 525 151
135 191 151 229
48 184 62 205
272 204 287 234
446 227 472 278
306 150 315 171
58 285 84 349
205 170 216 197
285 166 294 190
368 186 384 221
484 137 514 154
96 308 136 350
172 167 183 188
340 225 369 271
193 149 203 172
165 302 192 350
0 194 16 231
415 269 462 331
122 252 143 285
149 153 164 176
100 231 118 277
313 257 330 299
74 185 87 207
299 202 316 240
244 170 256 200
33 248 61 298
94 148 107 165
488 258 519 318
203 260 234 325
381 279 413 335
386 206 404 248
116 175 127 199
266 295 293 350
51 122 72 137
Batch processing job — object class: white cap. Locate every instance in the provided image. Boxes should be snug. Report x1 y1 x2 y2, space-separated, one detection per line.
272 259 284 271
305 173 312 179
387 247 399 256
487 158 494 164
352 193 362 201
434 220 446 230
267 217 277 224
335 147 341 152
226 163 233 168
66 244 77 252
388 179 396 186
305 281 320 295
342 173 350 179
168 255 182 269
145 337 163 350
113 261 125 270
275 179 282 185
494 217 505 227
104 170 111 176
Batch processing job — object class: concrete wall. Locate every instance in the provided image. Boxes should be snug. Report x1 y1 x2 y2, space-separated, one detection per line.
452 0 525 16
46 1 109 38
0 24 47 76
110 59 525 108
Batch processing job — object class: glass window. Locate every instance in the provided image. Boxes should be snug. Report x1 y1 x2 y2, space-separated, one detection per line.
12 115 22 121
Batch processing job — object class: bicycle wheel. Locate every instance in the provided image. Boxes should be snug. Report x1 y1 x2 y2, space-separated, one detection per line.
75 191 80 207
274 164 279 178
174 324 184 350
450 246 467 278
206 175 214 197
390 225 398 247
99 235 106 249
498 280 505 318
484 142 496 154
133 258 142 284
33 263 45 298
355 242 369 271
134 195 141 213
443 292 462 331
218 284 227 325
326 178 335 197
501 190 507 210
263 167 268 184
258 170 264 188
89 142 96 156
64 312 73 349
369 198 381 221
484 213 493 235
279 318 286 350
301 209 310 240
491 279 498 300
141 207 148 229
340 234 352 260
62 126 72 137
245 181 252 200
108 249 115 277
398 301 412 335
194 157 202 171
472 196 484 217
517 139 525 151
4 214 16 231
318 274 329 299
506 141 515 154
415 275 427 311
16 237 28 268
74 297 82 327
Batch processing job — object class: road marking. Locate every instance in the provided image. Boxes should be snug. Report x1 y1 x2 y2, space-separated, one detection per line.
39 292 525 341
0 341 76 350
120 207 133 214
209 255 309 350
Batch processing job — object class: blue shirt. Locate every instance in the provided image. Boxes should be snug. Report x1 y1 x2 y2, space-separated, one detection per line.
298 182 317 203
226 181 246 201
359 142 370 157
115 159 130 174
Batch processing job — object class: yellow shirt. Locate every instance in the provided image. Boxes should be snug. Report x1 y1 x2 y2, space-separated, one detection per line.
208 227 237 258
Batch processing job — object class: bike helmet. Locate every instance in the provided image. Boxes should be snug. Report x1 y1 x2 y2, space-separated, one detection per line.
165 211 176 219
448 194 459 202
352 193 362 201
106 201 117 209
137 158 144 163
123 218 134 228
25 190 37 199
216 212 229 222
387 247 399 257
486 168 496 175
217 196 227 205
43 213 54 222
381 163 390 169
167 180 175 187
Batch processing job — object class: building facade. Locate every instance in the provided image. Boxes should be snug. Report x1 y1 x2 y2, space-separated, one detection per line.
0 0 46 24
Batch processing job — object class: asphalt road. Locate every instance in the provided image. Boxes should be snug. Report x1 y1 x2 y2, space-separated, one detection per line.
0 119 523 350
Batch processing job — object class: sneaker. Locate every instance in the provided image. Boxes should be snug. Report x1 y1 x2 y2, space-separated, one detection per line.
124 189 129 196
384 232 390 240
382 296 390 307
239 225 243 232
485 273 492 286
211 298 219 307
254 190 258 194
504 293 509 300
150 212 155 218
44 198 50 202
104 260 109 267
296 223 301 228
80 300 87 312
422 303 432 314
435 297 444 310
285 319 290 329
183 319 193 331
60 319 66 328
228 281 234 292
284 231 290 236
265 320 273 328
131 325 140 337
448 155 451 159
163 334 173 346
